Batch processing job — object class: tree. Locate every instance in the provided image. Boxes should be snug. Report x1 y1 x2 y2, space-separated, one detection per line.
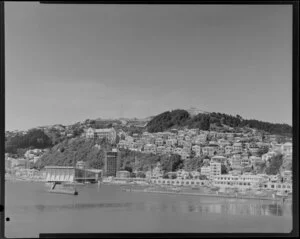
124 166 133 173
16 148 27 158
221 164 228 174
161 154 184 172
265 154 284 175
136 172 146 178
257 146 269 157
73 128 84 137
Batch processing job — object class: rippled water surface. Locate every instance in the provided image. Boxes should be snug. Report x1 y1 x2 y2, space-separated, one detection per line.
5 181 293 237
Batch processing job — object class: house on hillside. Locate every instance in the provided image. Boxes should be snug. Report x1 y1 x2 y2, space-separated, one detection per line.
85 127 117 143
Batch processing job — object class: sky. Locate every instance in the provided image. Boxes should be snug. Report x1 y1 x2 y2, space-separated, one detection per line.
5 3 293 131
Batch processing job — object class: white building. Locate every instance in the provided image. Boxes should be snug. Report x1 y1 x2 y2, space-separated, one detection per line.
281 142 292 155
200 166 211 178
210 162 221 177
232 142 243 153
212 174 264 189
85 127 117 143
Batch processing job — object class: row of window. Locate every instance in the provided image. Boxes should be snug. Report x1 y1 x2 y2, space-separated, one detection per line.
215 177 260 181
152 180 206 185
215 181 251 186
265 184 291 189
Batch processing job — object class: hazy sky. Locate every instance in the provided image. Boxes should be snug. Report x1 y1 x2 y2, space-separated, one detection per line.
5 3 292 131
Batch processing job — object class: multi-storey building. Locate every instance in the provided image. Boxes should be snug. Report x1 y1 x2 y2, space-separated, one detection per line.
202 146 218 157
232 142 243 153
200 166 211 178
85 127 117 143
104 150 119 177
212 174 263 189
155 138 164 146
229 154 242 169
210 162 221 177
211 155 227 164
240 157 251 167
166 138 177 147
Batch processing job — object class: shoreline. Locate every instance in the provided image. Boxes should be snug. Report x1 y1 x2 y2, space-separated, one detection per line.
125 189 292 202
5 178 292 203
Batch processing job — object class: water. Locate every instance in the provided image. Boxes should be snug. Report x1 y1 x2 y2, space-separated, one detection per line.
5 181 292 237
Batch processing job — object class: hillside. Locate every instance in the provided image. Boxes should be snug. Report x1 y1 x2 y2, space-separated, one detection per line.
35 137 185 173
146 110 292 137
35 138 112 169
5 129 53 154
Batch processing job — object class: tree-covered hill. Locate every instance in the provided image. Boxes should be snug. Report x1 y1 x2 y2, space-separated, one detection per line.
5 129 53 154
35 138 112 169
147 110 292 136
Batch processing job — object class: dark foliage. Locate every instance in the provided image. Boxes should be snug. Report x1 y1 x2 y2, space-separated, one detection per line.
5 129 53 154
265 154 284 175
147 110 292 136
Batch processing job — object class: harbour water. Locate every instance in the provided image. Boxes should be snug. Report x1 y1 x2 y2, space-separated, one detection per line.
5 181 292 237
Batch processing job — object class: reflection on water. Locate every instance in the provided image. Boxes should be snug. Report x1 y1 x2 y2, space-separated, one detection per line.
19 199 291 217
7 182 292 218
28 202 135 212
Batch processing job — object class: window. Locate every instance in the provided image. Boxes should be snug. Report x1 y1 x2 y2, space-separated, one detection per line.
186 182 189 185
271 185 274 188
191 181 194 184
